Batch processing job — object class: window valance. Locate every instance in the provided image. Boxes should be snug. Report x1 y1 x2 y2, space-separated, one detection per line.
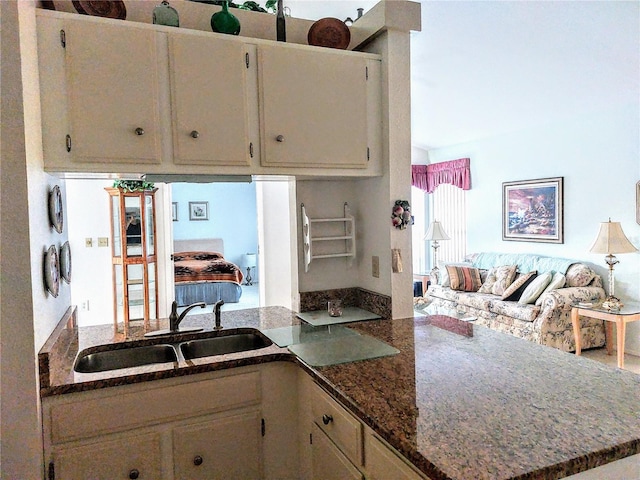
412 158 471 193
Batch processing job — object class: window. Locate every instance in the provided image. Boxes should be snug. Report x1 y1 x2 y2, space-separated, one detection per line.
430 183 466 265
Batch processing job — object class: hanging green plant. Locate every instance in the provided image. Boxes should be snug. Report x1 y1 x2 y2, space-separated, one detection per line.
113 180 155 192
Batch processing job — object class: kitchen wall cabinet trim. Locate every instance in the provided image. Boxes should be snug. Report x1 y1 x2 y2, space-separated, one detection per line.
302 203 356 272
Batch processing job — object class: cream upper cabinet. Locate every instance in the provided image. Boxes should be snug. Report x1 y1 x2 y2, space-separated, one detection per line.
63 18 162 166
168 32 254 167
258 44 378 169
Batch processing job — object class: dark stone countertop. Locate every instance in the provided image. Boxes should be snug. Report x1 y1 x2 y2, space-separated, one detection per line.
39 307 640 480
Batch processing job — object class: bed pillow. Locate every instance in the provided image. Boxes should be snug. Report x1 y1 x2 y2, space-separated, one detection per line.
518 271 553 304
490 265 518 296
446 265 483 292
535 272 567 306
501 271 537 300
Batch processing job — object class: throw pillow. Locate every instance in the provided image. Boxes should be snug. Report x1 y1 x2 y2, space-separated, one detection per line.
446 265 483 292
478 267 497 293
439 262 472 287
535 272 566 306
490 265 518 296
501 271 537 300
518 271 553 304
565 263 596 287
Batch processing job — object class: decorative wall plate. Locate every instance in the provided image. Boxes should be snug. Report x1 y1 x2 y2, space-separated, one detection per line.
60 241 72 284
44 245 60 297
49 185 63 234
308 18 351 50
72 1 127 19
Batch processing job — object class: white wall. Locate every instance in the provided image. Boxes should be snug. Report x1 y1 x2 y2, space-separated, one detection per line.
427 103 640 354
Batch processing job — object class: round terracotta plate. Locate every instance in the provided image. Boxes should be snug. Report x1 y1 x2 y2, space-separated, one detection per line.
72 1 127 20
308 18 351 50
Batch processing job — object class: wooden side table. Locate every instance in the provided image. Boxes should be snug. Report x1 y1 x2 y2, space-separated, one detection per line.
571 301 640 369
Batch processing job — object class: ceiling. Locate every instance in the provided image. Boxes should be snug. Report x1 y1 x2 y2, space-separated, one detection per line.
289 1 640 152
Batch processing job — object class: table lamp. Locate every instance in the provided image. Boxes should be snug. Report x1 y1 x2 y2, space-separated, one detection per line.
423 220 450 284
244 253 257 286
589 219 637 310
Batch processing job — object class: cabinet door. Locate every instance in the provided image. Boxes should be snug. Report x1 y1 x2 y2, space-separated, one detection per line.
64 19 161 165
311 424 363 480
365 432 427 480
52 431 162 480
169 33 253 166
259 45 370 169
173 410 263 480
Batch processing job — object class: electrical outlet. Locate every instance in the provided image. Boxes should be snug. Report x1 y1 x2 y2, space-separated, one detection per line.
372 256 380 278
81 301 89 311
98 237 109 247
85 238 93 248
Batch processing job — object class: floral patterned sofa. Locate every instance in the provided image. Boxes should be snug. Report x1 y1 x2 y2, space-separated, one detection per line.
425 252 606 352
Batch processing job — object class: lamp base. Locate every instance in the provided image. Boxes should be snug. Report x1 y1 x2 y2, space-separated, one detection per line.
602 295 623 311
244 267 253 286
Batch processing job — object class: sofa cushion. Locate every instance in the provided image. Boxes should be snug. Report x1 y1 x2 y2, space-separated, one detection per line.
501 271 537 300
478 267 497 293
519 272 552 304
446 265 483 292
455 291 494 310
535 272 566 305
565 263 596 287
489 300 540 322
490 265 518 296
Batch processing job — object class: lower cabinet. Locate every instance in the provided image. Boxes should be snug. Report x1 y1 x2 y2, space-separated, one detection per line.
310 423 363 480
173 411 262 480
299 372 429 480
42 368 266 480
51 431 163 480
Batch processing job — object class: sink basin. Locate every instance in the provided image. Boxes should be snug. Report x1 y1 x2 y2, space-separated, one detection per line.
180 330 273 360
74 344 177 373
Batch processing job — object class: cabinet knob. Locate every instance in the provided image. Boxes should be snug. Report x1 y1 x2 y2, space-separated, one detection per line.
193 455 203 466
275 134 285 143
190 130 200 139
128 469 140 479
322 414 333 425
134 127 145 136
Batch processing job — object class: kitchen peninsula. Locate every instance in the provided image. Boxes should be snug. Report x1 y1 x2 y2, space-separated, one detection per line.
40 307 640 480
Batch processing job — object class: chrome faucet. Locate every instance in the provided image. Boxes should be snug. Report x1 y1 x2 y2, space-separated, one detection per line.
169 301 205 332
213 300 225 330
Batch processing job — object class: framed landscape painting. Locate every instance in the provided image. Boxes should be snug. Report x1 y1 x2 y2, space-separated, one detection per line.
503 177 564 243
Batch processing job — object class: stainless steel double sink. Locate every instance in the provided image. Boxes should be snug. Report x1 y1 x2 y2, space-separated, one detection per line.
74 329 273 374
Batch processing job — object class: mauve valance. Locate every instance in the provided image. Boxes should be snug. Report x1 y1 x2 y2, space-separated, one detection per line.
412 158 471 193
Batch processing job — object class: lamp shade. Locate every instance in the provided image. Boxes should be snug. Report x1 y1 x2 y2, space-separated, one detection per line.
423 220 450 241
589 220 637 254
245 253 257 268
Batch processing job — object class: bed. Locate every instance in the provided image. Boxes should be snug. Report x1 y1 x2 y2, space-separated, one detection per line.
173 239 244 307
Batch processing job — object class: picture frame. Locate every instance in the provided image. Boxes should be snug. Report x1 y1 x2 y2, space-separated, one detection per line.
189 201 209 221
172 202 178 222
636 181 640 225
503 177 564 243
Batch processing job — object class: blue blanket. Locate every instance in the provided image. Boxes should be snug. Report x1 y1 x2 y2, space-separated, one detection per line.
471 252 575 274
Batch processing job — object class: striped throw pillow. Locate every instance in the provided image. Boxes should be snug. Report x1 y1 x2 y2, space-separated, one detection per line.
446 265 483 292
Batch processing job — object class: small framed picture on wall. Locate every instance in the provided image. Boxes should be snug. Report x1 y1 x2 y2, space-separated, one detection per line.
189 201 209 221
172 202 178 222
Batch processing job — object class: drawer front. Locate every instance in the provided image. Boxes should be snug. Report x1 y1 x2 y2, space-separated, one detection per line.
50 371 260 443
311 385 363 465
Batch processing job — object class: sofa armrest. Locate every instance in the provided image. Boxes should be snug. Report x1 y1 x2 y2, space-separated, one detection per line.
539 286 606 313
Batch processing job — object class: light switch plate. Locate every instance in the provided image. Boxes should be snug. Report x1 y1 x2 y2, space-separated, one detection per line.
372 256 380 278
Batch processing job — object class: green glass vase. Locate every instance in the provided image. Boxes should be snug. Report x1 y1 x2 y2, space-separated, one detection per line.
211 1 241 35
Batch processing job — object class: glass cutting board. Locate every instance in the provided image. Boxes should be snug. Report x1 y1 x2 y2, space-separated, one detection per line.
296 307 381 326
288 334 399 367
